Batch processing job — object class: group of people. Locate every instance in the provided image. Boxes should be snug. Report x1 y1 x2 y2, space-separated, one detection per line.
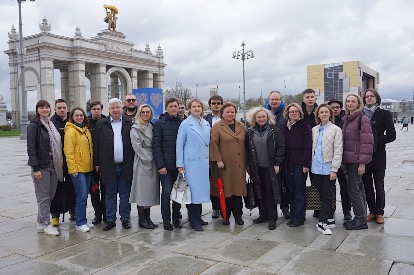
27 87 395 237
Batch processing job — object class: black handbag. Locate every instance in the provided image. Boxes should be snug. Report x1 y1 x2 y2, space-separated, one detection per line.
306 185 336 210
244 177 258 209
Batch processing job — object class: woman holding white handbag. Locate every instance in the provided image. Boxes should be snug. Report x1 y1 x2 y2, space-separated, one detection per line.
176 99 211 231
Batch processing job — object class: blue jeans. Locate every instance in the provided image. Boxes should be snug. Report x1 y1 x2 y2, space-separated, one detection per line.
105 165 132 222
160 170 181 223
284 164 306 223
70 172 91 226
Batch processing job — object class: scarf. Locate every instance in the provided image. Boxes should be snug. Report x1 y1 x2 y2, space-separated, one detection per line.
40 117 63 181
287 119 299 130
255 122 269 136
363 104 378 120
191 114 203 127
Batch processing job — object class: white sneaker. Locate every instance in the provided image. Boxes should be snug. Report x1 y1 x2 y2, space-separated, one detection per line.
326 219 336 228
76 224 91 232
37 224 47 232
86 223 94 229
316 222 332 235
44 225 60 236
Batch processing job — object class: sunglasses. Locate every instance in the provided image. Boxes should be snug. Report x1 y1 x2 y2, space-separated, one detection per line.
126 99 136 103
211 102 222 105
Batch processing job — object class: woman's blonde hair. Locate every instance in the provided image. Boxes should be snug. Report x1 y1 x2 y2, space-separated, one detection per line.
344 93 363 114
187 98 205 116
283 103 304 120
134 104 154 128
315 103 335 124
247 107 275 126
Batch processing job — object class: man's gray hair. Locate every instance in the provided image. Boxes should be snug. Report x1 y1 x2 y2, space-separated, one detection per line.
109 98 122 106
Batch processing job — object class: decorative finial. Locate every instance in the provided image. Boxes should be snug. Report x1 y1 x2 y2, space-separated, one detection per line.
145 44 151 53
39 17 51 33
8 25 19 41
156 44 163 57
75 27 83 38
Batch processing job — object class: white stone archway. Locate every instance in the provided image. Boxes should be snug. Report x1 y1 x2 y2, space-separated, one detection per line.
106 66 132 100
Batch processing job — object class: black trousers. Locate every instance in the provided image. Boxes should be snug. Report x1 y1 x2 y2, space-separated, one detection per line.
337 167 351 214
279 171 290 210
224 195 243 220
90 171 106 219
211 195 220 210
257 167 278 220
362 168 386 215
313 174 335 223
186 203 203 227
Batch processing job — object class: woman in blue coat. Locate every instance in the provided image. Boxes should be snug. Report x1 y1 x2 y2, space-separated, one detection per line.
176 98 211 231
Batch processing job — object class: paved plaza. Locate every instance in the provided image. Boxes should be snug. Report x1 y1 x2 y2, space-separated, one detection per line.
0 127 414 274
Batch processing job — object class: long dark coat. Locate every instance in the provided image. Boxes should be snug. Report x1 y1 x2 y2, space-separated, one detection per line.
247 124 285 203
364 108 396 170
93 115 134 184
210 120 248 197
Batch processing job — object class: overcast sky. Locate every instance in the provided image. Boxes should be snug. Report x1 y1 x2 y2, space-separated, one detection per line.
1 0 414 110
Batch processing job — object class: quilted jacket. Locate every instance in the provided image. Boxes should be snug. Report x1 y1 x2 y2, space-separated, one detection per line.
311 122 343 172
342 111 374 164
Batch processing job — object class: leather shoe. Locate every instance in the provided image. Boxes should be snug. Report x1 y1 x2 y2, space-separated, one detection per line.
235 217 244 225
103 221 116 231
376 215 384 224
223 220 230 226
268 219 277 230
212 210 220 219
172 220 182 228
367 213 376 222
122 220 132 229
163 222 173 231
345 219 368 230
253 216 268 224
287 220 304 227
194 226 204 231
92 216 102 225
201 220 208 226
282 208 291 219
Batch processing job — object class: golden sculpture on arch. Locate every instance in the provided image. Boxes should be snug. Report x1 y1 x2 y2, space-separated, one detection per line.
104 4 118 31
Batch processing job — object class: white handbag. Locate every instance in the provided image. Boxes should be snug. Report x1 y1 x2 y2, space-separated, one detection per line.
170 172 192 204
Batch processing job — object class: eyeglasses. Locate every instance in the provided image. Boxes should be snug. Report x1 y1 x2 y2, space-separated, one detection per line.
330 106 340 110
365 95 375 98
210 102 222 105
289 110 299 114
140 111 151 114
126 98 136 103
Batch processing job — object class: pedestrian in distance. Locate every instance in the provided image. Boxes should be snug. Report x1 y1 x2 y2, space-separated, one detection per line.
401 117 408 131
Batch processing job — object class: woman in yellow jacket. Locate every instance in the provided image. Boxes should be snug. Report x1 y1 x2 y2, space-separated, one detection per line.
64 107 94 233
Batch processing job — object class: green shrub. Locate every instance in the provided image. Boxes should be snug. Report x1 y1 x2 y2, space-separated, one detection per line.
1 125 12 131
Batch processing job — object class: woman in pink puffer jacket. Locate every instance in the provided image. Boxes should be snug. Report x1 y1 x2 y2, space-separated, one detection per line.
342 94 374 230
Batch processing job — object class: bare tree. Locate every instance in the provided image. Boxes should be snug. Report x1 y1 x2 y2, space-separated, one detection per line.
165 81 193 103
283 93 303 105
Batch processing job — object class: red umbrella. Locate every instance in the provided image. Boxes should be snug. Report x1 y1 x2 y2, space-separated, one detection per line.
215 177 227 221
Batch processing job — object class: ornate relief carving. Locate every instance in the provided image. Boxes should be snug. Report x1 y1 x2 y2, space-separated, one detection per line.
8 25 19 41
45 69 53 84
41 61 53 69
39 17 51 33
104 42 132 54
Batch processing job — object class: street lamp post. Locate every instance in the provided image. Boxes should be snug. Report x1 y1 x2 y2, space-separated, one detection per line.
17 0 35 139
233 41 254 120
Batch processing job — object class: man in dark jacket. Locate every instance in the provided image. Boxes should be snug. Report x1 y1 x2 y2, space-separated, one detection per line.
122 93 138 120
88 101 106 225
153 97 182 231
265 91 290 219
50 99 75 226
362 89 396 224
204 95 223 219
328 99 352 221
94 98 134 231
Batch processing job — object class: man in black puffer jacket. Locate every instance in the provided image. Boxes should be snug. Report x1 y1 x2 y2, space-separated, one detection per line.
153 97 182 231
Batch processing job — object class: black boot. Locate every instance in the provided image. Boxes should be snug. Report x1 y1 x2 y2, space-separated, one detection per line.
138 206 154 229
145 207 158 228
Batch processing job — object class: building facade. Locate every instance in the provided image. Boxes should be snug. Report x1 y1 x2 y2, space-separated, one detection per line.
307 61 379 105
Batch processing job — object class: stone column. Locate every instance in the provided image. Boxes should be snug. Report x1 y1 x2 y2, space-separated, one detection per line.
131 69 138 89
138 71 153 88
40 59 56 111
9 63 19 128
93 64 109 115
69 61 86 111
110 76 119 98
60 70 69 103
153 72 164 89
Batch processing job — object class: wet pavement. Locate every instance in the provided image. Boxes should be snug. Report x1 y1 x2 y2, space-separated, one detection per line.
0 127 413 274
